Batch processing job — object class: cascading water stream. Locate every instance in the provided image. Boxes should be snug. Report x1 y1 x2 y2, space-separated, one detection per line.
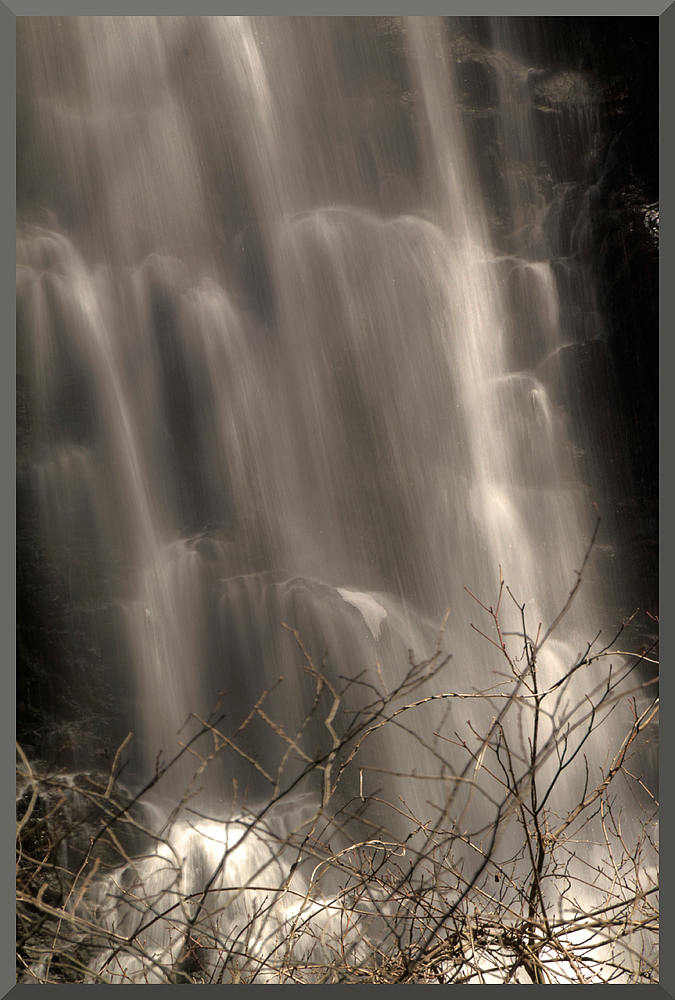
17 16 657 983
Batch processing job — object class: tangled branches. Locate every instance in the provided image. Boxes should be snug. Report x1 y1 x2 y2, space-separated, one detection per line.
16 557 658 984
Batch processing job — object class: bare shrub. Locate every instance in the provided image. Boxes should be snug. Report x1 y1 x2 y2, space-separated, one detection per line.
16 543 658 984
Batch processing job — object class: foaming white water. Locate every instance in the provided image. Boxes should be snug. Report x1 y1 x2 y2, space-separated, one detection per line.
90 805 373 984
336 589 388 640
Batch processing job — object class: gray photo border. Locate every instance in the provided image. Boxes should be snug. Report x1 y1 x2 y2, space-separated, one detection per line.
7 2 667 995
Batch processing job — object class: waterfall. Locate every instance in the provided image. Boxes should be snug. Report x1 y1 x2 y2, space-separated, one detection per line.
17 16 657 984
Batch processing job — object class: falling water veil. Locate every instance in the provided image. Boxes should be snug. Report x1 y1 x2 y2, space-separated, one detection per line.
16 16 658 984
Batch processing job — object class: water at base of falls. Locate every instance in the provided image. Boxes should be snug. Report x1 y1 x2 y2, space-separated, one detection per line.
16 16 657 984
88 804 373 984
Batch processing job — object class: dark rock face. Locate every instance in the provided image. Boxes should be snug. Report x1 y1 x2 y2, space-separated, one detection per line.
453 17 658 621
582 24 658 618
16 760 149 984
592 106 658 614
